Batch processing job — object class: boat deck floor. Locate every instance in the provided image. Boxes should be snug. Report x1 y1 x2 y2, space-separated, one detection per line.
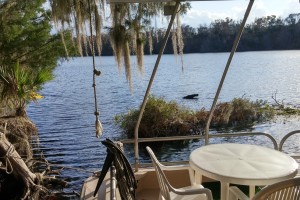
80 167 206 200
80 157 300 200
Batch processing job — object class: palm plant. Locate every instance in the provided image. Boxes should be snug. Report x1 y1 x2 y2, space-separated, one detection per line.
0 63 53 117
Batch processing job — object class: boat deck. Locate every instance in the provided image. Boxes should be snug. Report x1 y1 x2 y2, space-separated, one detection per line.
80 167 214 200
80 131 300 200
81 158 300 200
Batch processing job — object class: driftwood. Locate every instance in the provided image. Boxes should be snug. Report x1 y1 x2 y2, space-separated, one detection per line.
0 131 39 199
0 131 69 199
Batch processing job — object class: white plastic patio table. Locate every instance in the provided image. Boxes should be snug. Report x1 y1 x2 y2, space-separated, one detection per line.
189 143 299 200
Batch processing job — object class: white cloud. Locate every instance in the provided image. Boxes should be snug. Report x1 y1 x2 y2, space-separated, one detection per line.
250 0 300 21
283 0 300 17
181 10 226 27
181 0 300 27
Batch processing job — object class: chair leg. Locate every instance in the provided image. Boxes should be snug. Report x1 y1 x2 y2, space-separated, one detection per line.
158 192 164 200
221 182 230 200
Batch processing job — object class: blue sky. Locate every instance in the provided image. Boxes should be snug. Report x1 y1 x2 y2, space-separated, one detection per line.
181 0 300 27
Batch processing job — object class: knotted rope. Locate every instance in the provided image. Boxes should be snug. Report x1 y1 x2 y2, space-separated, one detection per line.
88 0 103 138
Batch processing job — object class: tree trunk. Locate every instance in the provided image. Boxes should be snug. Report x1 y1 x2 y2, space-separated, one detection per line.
0 132 37 199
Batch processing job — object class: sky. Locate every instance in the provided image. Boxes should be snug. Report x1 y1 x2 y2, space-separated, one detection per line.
181 0 300 27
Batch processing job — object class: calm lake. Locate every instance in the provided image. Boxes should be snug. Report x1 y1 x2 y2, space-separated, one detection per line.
27 50 300 195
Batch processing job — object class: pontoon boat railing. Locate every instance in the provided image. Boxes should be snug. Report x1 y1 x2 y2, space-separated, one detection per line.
133 1 181 171
119 131 280 168
122 131 278 148
279 130 300 151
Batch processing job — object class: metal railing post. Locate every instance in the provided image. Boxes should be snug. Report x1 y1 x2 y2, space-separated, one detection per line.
110 165 117 200
133 1 181 171
204 0 255 145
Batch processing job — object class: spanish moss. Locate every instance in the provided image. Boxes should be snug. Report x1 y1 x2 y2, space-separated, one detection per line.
50 0 187 89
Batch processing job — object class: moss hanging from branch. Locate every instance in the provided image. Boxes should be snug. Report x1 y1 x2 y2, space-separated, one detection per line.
171 25 178 57
176 14 184 70
148 30 153 54
50 0 104 56
123 41 133 92
50 1 190 89
109 25 127 70
171 12 185 66
109 3 130 69
136 33 145 73
94 6 102 55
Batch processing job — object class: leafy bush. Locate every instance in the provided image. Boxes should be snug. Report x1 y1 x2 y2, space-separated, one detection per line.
115 95 194 138
228 98 275 126
115 96 276 139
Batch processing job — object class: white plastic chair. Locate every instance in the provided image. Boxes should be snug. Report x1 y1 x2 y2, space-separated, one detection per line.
229 177 300 200
146 146 213 200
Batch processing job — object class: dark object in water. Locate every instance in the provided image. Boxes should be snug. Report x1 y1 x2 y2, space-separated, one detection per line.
183 94 199 99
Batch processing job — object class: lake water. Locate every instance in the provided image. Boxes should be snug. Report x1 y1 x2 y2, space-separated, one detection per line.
27 50 300 196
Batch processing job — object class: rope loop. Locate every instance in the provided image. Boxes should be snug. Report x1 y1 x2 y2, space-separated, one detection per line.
0 144 14 174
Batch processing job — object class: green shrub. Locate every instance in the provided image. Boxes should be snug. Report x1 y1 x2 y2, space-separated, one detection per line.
115 95 194 138
115 96 276 139
228 98 275 126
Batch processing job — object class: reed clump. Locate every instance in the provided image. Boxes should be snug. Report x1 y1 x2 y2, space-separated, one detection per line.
115 96 275 139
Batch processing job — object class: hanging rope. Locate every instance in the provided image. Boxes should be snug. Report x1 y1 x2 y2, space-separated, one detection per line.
88 0 103 138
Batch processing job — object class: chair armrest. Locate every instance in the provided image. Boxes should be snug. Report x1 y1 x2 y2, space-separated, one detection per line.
172 186 213 200
160 164 190 171
229 186 249 200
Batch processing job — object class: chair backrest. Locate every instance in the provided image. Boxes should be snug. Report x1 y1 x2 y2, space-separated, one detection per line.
94 139 137 200
252 177 300 200
146 146 174 200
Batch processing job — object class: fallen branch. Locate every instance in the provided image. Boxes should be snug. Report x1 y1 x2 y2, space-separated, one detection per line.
0 131 41 199
271 90 284 109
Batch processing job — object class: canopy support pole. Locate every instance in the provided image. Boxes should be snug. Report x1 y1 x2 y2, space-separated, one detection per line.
133 1 180 171
204 0 255 145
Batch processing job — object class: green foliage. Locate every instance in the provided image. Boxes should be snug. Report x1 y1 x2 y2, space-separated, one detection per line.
0 0 77 65
254 99 276 120
275 106 300 115
0 62 53 116
115 95 193 138
228 98 275 126
0 0 75 116
115 96 276 139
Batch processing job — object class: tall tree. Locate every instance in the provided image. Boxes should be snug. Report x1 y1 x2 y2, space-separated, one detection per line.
0 1 75 199
0 0 74 117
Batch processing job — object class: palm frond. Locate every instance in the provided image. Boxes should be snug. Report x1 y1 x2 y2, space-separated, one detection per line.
0 62 51 110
